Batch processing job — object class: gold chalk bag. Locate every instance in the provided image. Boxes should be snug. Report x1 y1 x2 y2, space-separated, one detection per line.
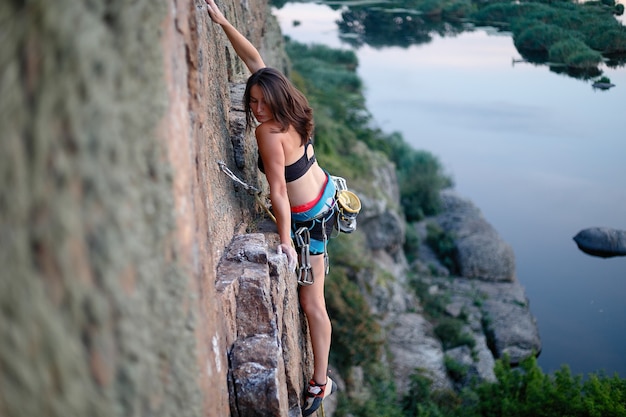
331 176 361 234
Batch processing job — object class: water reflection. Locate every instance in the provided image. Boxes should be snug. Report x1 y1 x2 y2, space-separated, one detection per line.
336 7 465 48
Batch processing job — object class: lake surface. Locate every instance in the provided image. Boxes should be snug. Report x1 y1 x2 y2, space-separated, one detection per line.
275 2 626 377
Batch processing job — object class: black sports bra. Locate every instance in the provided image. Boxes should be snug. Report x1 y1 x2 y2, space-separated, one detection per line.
258 140 317 183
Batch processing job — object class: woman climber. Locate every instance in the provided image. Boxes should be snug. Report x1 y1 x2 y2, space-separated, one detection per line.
206 0 337 415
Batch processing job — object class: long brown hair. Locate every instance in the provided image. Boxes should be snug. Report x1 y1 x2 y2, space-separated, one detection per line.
244 67 313 145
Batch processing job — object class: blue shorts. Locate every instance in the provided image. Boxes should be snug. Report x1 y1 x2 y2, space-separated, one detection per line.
291 173 337 255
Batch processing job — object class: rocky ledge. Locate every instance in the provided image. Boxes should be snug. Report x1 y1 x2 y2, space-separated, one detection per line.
333 149 542 398
405 190 541 388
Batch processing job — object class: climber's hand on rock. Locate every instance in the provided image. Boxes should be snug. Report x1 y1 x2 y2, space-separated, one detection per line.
277 243 297 272
206 0 227 25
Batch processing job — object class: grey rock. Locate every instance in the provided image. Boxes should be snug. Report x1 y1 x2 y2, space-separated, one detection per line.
387 313 452 395
478 280 541 364
436 190 516 282
217 234 313 417
360 209 405 252
573 227 626 258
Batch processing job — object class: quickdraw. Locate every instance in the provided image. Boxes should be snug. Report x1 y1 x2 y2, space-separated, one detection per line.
292 207 333 284
217 160 260 193
217 160 276 223
293 227 313 286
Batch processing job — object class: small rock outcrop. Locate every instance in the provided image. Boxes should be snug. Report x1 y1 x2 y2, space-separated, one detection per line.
417 191 541 365
573 227 626 258
436 190 516 282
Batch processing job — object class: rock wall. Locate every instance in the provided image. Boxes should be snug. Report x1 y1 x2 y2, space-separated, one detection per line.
0 1 305 416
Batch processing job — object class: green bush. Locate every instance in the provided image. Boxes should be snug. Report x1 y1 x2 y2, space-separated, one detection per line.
425 222 458 273
565 48 604 69
585 26 626 54
472 2 527 25
408 276 449 319
404 223 421 264
549 38 603 68
514 22 569 54
434 317 476 350
336 364 405 417
473 355 626 417
443 0 474 19
445 355 470 383
399 150 452 221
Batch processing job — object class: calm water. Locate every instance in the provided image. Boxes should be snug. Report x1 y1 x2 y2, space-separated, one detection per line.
275 3 626 377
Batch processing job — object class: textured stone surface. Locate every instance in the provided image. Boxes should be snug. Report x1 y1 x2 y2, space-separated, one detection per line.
387 313 452 394
573 227 626 257
0 1 293 417
436 190 516 282
217 234 312 417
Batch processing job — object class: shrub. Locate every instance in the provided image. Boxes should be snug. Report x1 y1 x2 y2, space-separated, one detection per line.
404 222 421 264
445 355 470 383
408 276 449 319
443 0 474 19
425 222 457 273
336 364 405 417
435 317 476 350
474 355 626 417
549 38 603 68
471 3 525 24
565 48 604 69
585 26 626 54
514 22 568 53
399 150 452 221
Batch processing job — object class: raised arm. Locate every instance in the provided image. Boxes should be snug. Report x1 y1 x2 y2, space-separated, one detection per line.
206 0 266 74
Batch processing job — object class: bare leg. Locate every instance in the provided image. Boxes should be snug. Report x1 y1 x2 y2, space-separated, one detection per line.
299 253 331 385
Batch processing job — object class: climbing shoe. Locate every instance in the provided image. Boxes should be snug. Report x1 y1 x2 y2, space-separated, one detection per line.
302 377 336 416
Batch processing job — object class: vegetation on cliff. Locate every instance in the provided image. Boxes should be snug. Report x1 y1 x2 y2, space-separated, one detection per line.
284 36 626 417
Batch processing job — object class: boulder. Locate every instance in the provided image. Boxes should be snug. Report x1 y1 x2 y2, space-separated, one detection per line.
573 227 626 258
436 191 516 282
476 280 542 364
386 313 452 395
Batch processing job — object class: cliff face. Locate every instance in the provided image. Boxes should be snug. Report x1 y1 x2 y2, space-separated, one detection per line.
0 0 303 416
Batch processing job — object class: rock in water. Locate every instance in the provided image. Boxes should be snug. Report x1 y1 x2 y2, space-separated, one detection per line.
573 227 626 258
